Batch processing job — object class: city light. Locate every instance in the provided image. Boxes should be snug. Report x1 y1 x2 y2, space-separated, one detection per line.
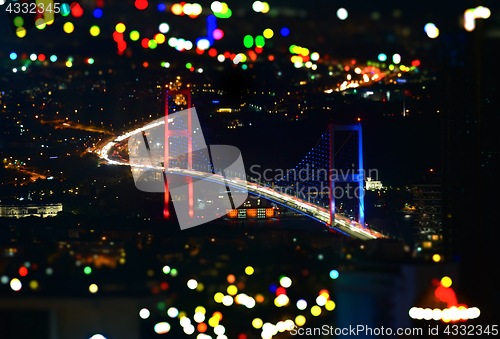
337 8 348 20
139 308 150 319
10 278 22 291
424 23 439 38
89 284 98 293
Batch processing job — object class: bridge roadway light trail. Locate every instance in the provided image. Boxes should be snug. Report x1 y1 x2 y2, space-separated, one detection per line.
97 123 383 240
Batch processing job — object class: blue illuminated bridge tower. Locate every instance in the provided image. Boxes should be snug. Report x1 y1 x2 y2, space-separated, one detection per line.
329 123 365 227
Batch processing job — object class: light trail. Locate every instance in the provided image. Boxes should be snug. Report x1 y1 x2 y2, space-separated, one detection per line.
97 122 385 240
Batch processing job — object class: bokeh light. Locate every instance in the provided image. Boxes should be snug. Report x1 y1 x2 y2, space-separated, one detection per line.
337 8 348 20
10 278 22 291
89 284 98 293
63 22 74 34
139 308 150 319
329 269 339 279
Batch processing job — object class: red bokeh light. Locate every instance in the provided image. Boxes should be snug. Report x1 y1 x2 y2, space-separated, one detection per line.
276 287 286 296
196 48 204 55
117 41 127 52
143 62 149 68
238 334 247 339
160 282 169 290
19 267 28 277
113 31 123 42
223 52 230 58
268 55 274 61
71 3 84 17
208 48 217 57
135 0 148 10
38 54 46 62
255 47 263 54
412 60 421 67
197 323 207 332
227 274 235 283
96 0 105 7
141 38 150 48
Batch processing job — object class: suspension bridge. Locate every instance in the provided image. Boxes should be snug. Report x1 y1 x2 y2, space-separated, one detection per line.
96 89 388 240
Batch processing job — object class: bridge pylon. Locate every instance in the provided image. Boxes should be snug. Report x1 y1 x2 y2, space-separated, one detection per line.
164 88 193 219
329 122 365 227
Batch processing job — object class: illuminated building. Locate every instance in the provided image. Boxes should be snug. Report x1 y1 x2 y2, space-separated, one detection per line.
0 203 63 218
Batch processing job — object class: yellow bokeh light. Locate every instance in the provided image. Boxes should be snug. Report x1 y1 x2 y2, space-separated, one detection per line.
325 300 336 311
432 254 441 262
441 276 452 288
115 23 126 33
63 22 74 34
155 33 166 44
195 306 206 314
89 283 98 293
16 27 27 38
208 317 219 327
245 266 254 275
300 48 309 56
29 280 39 290
261 1 269 13
311 305 321 316
35 18 46 30
295 315 306 326
90 26 100 37
214 292 224 303
227 285 238 295
252 318 263 329
65 61 73 68
263 28 274 39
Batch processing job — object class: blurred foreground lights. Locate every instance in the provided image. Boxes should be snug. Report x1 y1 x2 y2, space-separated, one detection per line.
159 23 170 33
139 308 150 319
193 312 205 323
187 279 198 289
337 8 348 20
316 295 327 306
89 284 98 293
0 275 8 284
252 318 263 329
252 1 264 12
154 322 171 334
432 254 441 262
296 299 307 310
89 335 107 339
167 307 179 318
378 53 387 62
464 7 491 32
325 300 336 311
329 269 339 279
29 280 39 290
424 23 439 39
162 265 171 274
280 276 292 288
409 307 480 322
10 278 22 291
183 324 195 335
222 295 233 306
214 324 225 335
274 294 289 307
245 266 254 275
392 54 401 64
311 305 322 316
441 276 452 288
